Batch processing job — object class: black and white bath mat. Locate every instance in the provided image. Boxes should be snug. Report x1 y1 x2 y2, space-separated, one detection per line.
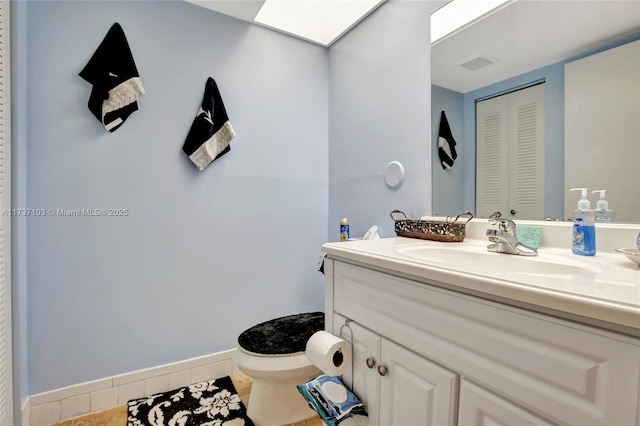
127 376 254 426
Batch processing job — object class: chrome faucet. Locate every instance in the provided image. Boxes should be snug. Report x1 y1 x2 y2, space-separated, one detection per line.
486 217 538 256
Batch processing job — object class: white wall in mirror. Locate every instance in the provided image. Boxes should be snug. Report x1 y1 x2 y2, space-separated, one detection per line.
564 39 640 223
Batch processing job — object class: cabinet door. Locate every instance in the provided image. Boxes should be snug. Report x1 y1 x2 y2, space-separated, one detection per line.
458 380 555 426
378 339 458 426
334 315 381 425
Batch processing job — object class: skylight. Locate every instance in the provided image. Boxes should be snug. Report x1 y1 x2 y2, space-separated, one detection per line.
431 0 512 44
255 0 385 47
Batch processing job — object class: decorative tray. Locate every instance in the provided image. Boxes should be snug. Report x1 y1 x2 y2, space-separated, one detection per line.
390 210 473 242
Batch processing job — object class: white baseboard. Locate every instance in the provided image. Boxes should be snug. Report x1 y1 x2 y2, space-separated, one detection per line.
22 397 30 426
25 348 237 426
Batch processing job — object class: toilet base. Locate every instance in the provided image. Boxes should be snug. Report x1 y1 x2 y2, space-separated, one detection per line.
247 376 317 426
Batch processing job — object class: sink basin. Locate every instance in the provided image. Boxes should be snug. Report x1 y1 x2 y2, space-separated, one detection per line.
394 244 599 275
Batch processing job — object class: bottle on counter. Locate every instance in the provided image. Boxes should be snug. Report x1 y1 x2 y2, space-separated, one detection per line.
340 218 350 241
592 190 614 223
570 188 596 256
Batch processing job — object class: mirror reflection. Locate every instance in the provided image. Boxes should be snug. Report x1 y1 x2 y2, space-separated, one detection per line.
431 0 640 223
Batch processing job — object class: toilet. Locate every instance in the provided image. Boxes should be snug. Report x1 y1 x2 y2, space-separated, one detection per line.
235 312 325 426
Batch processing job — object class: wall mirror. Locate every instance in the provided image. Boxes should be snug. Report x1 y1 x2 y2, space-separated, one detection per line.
431 0 640 223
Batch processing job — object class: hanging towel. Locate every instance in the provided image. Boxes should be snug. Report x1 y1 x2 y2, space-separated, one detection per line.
438 111 458 170
79 23 146 132
182 77 237 171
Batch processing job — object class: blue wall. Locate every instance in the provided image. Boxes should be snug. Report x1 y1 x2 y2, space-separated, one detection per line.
431 85 464 216
461 64 565 219
14 0 445 403
19 0 329 394
328 0 439 240
11 0 29 412
432 68 565 219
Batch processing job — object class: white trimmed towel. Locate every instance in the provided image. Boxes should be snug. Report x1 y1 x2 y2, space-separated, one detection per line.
79 23 146 132
438 110 458 170
182 77 236 171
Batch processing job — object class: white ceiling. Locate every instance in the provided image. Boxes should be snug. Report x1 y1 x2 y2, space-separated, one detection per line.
432 0 640 93
185 0 265 23
186 0 640 93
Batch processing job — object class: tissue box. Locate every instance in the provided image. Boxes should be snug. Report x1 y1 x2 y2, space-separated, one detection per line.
297 375 367 426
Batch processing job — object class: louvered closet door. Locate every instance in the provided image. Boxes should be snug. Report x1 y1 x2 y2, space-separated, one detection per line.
476 94 509 218
508 84 545 220
476 84 545 219
0 1 12 425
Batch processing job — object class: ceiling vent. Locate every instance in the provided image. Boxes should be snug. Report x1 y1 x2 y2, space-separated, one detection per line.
458 55 498 71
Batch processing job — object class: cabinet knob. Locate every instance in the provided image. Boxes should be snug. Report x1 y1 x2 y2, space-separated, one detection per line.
377 365 388 376
365 357 376 369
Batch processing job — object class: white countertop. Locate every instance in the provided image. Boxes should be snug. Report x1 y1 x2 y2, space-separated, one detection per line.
322 235 640 336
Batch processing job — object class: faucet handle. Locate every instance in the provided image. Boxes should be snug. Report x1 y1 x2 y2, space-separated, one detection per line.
488 212 510 228
488 218 516 233
487 212 516 235
499 219 517 233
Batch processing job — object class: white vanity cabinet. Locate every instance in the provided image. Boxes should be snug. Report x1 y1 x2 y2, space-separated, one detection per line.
458 380 555 426
324 258 640 426
333 314 458 425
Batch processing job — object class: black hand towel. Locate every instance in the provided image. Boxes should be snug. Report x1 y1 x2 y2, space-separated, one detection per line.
79 23 146 132
182 77 237 171
438 111 458 170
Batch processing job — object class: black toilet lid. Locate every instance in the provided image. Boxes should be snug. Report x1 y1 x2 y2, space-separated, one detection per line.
238 312 324 356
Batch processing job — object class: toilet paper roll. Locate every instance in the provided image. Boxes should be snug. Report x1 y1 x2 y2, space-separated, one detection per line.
306 330 351 377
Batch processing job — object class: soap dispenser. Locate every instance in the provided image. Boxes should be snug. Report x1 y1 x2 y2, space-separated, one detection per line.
570 188 596 256
592 190 614 223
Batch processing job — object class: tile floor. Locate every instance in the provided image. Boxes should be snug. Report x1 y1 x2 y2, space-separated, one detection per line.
50 373 322 426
